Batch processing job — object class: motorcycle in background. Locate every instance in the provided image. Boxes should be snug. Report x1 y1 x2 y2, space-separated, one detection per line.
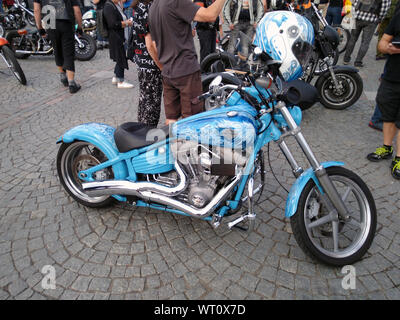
0 36 26 84
81 9 97 39
6 28 97 61
0 1 27 37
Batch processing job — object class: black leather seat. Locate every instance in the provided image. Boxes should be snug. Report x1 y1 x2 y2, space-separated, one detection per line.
114 122 170 153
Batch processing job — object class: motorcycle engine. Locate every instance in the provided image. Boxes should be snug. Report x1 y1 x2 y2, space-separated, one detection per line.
168 140 247 208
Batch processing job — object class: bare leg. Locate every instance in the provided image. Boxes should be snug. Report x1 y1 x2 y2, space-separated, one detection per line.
396 130 400 157
383 122 397 146
66 70 75 82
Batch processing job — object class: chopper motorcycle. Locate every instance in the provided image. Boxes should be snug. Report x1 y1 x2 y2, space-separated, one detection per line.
55 11 376 266
6 28 97 61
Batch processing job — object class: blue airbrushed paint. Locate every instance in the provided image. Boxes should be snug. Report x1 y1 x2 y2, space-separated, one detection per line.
285 161 345 218
59 123 128 179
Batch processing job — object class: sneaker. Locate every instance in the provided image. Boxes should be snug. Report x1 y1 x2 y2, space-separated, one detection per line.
112 76 119 85
354 61 364 68
390 158 400 180
117 81 134 89
367 146 393 162
69 82 81 94
368 121 383 132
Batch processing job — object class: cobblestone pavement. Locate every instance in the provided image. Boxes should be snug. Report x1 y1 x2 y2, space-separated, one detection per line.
0 34 399 301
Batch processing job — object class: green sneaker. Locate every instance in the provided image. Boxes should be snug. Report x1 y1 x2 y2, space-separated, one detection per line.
367 146 393 162
391 158 400 180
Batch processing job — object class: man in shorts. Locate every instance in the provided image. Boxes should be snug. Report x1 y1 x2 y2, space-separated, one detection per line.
367 14 400 179
147 0 227 125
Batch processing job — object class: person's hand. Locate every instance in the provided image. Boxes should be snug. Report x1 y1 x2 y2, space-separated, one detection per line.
387 43 400 55
229 24 234 30
76 28 83 37
125 19 133 27
253 23 257 29
38 28 47 38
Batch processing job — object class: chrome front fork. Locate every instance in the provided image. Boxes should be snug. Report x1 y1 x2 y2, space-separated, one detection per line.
276 101 350 221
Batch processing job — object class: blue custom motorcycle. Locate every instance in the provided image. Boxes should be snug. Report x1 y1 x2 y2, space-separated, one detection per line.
56 11 376 266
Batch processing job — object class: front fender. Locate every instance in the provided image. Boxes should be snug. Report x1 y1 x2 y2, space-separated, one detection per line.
57 123 128 179
320 65 360 76
285 161 345 218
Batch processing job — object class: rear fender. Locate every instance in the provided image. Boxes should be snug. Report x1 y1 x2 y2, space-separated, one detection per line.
57 123 128 179
285 161 345 218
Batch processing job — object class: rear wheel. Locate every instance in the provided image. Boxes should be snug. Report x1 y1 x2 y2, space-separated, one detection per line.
290 167 377 266
1 45 27 85
57 141 114 208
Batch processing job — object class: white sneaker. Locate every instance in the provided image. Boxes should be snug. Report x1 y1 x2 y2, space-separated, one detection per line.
117 81 134 89
112 77 118 85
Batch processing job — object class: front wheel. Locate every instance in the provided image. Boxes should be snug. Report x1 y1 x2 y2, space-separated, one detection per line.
57 141 114 208
1 45 27 85
316 70 363 110
290 166 377 266
74 33 97 61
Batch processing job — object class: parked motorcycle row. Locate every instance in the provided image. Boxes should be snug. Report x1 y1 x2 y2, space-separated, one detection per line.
0 0 97 85
56 10 376 267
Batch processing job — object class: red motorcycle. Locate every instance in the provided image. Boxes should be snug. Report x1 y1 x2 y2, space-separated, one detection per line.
0 36 26 85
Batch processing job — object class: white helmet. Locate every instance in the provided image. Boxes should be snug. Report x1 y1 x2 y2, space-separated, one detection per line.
253 11 315 81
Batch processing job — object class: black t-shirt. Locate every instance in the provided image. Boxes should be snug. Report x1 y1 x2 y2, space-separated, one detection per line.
195 0 219 30
148 0 200 79
33 0 80 21
329 0 343 8
383 15 400 83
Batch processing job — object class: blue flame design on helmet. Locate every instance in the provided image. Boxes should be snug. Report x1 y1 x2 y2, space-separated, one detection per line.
253 11 315 82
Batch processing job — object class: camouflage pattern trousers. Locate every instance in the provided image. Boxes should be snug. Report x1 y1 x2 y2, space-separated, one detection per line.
137 68 163 127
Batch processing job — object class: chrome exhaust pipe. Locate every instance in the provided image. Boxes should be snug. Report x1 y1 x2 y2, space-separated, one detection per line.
82 161 242 218
139 172 241 218
82 160 187 197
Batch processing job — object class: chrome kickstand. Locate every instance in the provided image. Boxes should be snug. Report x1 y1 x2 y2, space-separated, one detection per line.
227 177 256 231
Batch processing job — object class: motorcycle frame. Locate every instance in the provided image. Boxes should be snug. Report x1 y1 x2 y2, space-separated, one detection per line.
58 84 350 224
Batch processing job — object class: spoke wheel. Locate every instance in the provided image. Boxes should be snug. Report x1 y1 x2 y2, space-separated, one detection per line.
1 45 27 84
290 167 377 266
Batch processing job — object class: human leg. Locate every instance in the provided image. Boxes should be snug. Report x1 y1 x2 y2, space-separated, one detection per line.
355 22 378 65
137 68 163 127
163 76 182 124
344 20 363 63
174 71 204 119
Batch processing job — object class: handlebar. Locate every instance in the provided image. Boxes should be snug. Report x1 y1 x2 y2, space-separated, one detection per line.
198 84 239 101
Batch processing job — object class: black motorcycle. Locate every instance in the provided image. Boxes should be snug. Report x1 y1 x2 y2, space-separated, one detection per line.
0 2 27 38
201 5 362 110
6 28 97 61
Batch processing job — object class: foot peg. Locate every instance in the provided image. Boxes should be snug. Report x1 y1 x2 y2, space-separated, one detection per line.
227 213 256 230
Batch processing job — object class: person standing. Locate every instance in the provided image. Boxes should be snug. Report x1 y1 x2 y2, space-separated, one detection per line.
325 0 344 26
103 0 134 88
367 13 400 179
93 0 109 49
147 0 227 125
195 0 220 62
130 0 162 126
343 0 391 68
33 0 83 93
0 0 4 13
375 0 398 60
318 0 330 18
223 0 264 59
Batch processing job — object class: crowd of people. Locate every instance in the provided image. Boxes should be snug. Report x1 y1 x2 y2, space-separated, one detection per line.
2 0 398 179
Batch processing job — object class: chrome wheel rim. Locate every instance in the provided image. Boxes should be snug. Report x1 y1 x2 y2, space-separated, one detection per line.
303 175 372 259
61 142 112 203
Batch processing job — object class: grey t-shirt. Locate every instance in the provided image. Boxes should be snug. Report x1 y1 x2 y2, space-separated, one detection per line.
148 0 201 79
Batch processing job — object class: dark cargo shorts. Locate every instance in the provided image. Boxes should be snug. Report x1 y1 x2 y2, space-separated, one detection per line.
377 79 400 129
162 70 204 120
